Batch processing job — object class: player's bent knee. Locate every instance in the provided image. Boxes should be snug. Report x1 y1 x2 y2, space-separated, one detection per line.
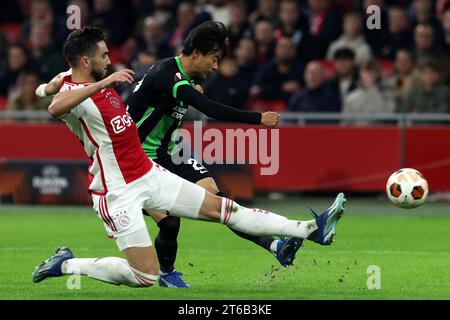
197 177 220 194
206 182 219 195
129 266 158 287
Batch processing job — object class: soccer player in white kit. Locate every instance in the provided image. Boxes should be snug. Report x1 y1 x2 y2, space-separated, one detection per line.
32 27 346 288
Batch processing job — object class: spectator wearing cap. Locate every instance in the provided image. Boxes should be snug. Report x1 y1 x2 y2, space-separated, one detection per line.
401 58 450 113
326 11 372 64
326 48 359 111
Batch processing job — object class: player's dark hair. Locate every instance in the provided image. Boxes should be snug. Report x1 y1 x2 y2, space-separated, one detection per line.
63 27 106 67
333 47 355 61
181 21 228 58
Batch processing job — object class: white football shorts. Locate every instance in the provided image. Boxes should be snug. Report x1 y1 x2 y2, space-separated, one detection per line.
91 164 206 249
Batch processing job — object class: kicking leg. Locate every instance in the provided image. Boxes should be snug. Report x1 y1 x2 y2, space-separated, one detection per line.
197 177 302 267
197 178 277 253
165 172 346 244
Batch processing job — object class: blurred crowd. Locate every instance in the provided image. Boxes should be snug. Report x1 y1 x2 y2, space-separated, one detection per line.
0 0 449 123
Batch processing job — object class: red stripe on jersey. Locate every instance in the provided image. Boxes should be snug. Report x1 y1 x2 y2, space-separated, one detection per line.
102 195 117 231
131 269 155 285
225 199 231 225
98 195 109 229
133 274 150 286
89 88 152 184
99 195 115 231
223 198 230 225
79 117 108 194
103 196 117 232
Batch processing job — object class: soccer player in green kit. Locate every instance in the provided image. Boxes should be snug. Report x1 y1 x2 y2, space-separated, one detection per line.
125 21 303 288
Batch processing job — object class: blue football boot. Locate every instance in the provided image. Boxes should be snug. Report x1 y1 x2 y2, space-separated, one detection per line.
158 270 190 288
32 247 74 283
274 237 303 267
308 193 346 245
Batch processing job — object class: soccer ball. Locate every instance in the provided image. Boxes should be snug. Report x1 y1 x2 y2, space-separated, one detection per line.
386 168 429 209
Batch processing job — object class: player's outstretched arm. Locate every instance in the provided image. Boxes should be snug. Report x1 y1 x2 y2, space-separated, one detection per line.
48 69 135 118
178 85 280 128
36 69 72 98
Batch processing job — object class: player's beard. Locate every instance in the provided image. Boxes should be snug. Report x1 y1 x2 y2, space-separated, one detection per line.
91 66 109 82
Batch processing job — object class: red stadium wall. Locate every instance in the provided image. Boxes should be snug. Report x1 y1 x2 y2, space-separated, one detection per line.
0 123 85 160
405 127 450 192
252 126 401 192
1 123 450 202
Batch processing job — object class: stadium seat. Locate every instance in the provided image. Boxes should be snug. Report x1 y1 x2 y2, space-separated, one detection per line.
379 59 395 78
319 59 336 79
108 46 124 66
0 23 22 44
248 98 286 113
0 96 8 110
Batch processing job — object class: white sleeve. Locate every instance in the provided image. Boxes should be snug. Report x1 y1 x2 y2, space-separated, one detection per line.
35 69 73 98
58 83 87 119
35 84 49 98
60 99 85 139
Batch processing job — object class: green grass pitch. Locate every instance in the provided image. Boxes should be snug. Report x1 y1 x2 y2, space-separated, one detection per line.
1 196 449 300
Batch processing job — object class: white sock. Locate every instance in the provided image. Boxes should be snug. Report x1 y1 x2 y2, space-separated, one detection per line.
270 240 279 254
62 257 157 288
220 198 318 239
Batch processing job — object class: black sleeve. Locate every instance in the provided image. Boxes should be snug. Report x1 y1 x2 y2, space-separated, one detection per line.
177 85 262 125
